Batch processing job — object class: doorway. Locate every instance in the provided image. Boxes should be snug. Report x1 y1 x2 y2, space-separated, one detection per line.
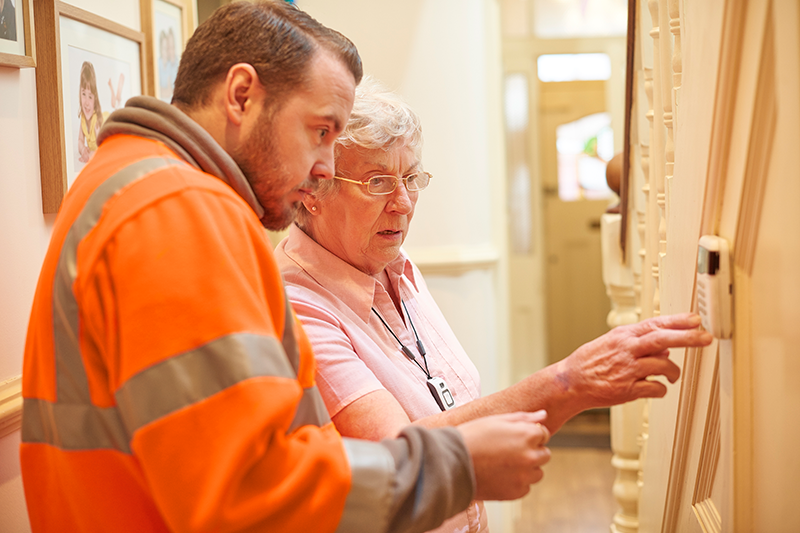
538 79 612 365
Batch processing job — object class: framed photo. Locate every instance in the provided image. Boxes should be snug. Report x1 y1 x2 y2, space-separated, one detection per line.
141 0 194 102
0 0 35 68
33 1 146 213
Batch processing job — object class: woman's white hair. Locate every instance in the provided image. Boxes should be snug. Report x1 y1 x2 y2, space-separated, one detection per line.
296 76 423 228
335 76 423 160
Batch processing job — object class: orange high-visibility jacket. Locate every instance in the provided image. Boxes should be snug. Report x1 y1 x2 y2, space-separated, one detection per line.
21 98 474 533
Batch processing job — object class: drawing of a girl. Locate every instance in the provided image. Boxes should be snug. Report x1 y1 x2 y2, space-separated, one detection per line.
77 61 103 163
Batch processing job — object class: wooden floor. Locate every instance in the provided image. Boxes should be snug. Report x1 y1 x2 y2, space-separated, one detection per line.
515 410 617 533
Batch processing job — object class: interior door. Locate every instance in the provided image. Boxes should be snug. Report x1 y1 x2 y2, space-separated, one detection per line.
538 80 612 365
636 0 800 531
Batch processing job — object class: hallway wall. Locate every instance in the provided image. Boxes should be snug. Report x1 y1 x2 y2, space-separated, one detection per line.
0 64 45 533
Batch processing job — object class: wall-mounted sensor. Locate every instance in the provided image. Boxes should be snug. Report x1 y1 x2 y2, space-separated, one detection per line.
696 235 732 339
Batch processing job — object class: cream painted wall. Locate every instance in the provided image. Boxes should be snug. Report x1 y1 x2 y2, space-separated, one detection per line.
68 0 142 31
0 62 49 533
0 70 48 390
295 0 513 530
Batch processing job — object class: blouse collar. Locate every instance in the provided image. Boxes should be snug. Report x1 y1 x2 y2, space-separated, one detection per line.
282 223 420 320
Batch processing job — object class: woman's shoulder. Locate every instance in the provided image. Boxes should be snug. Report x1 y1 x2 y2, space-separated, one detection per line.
274 248 338 308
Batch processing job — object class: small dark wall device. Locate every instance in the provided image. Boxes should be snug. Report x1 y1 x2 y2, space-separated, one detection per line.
427 377 455 411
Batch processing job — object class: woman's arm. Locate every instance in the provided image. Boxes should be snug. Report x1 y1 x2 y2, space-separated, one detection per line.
336 313 711 436
78 127 90 162
332 375 551 439
333 389 412 439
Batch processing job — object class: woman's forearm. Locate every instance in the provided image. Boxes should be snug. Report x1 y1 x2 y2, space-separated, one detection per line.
412 361 584 434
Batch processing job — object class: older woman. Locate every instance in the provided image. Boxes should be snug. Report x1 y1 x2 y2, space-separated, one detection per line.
274 78 712 533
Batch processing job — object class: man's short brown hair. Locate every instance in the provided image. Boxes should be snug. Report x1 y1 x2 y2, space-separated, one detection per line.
172 1 362 111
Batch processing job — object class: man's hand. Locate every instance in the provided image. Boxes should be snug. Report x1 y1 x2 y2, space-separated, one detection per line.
457 410 551 501
558 312 713 410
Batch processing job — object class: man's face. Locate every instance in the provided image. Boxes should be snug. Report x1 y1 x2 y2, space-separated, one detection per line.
234 51 356 231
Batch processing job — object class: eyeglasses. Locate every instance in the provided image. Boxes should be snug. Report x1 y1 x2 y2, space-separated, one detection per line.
333 171 433 195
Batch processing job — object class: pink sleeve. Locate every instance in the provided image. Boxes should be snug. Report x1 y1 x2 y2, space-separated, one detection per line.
285 292 385 417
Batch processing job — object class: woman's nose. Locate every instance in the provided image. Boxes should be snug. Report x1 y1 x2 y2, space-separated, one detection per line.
387 183 414 214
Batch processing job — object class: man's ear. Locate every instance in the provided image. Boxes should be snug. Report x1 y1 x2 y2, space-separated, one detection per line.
223 63 263 126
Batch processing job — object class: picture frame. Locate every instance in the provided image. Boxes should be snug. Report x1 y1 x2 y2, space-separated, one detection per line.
141 0 195 103
33 1 147 213
0 0 35 68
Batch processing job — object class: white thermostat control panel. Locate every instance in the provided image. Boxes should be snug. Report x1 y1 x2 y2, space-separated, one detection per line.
696 235 732 339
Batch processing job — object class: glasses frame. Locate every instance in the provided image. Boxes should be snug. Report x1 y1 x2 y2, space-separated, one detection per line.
333 172 433 196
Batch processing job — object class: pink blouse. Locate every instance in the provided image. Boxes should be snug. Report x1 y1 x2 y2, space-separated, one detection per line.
275 223 488 533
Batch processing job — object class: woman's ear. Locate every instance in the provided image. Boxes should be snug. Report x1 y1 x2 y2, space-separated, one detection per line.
302 195 320 214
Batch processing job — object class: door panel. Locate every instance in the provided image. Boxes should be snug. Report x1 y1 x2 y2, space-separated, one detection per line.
633 0 800 532
539 80 612 365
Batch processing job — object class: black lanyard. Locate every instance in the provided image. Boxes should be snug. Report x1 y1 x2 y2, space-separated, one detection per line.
371 300 430 378
371 301 455 412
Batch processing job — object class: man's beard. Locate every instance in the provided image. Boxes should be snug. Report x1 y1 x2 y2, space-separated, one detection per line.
233 121 303 231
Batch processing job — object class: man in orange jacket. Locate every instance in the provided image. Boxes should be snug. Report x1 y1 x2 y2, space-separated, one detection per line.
20 2 553 532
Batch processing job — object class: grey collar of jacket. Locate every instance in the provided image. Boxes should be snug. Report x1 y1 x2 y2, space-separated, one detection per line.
98 96 266 223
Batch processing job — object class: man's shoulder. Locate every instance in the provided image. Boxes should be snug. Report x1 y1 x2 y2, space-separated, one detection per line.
77 136 256 233
96 134 237 193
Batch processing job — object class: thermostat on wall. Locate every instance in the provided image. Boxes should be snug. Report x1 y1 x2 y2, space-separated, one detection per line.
696 235 732 339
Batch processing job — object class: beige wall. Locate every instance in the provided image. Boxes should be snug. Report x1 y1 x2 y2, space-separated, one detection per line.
0 65 43 533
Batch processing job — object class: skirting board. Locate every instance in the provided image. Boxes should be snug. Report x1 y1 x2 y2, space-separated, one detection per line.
0 375 22 438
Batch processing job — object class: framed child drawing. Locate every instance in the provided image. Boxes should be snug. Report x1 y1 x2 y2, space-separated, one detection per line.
33 1 146 213
0 0 35 68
